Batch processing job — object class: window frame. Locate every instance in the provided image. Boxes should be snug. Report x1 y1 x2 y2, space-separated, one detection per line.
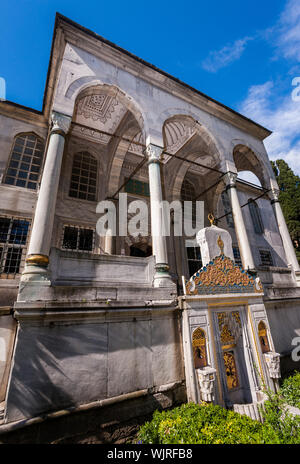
221 190 234 228
186 245 202 277
68 151 98 202
259 248 274 267
248 199 264 235
232 245 242 267
0 216 31 278
2 132 45 191
61 224 95 253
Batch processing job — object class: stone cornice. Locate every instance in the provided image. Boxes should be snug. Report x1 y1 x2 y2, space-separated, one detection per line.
0 101 47 128
57 15 271 141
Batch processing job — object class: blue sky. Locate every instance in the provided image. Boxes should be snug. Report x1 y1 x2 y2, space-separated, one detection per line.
1 0 300 174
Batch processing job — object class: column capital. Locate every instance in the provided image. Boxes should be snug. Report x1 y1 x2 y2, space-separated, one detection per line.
51 111 72 136
268 188 280 204
224 171 238 189
145 144 164 164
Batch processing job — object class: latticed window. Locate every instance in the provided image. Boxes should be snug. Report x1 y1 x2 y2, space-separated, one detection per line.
181 179 197 227
61 225 94 252
69 152 98 201
233 246 242 267
3 134 44 190
221 190 234 228
249 199 264 234
0 217 30 277
187 246 202 277
259 249 273 267
181 179 196 201
125 178 150 197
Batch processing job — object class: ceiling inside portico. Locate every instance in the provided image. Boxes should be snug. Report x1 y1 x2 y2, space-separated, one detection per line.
72 93 128 144
162 118 218 175
71 92 219 177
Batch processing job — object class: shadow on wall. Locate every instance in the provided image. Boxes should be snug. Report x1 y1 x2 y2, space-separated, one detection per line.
5 313 183 422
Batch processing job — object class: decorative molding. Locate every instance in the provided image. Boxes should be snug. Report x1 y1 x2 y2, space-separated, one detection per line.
76 94 118 123
186 254 263 295
71 123 110 144
26 254 49 267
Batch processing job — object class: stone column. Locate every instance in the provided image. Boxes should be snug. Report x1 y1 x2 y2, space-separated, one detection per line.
269 188 300 271
22 111 72 282
146 144 173 287
104 229 114 254
224 172 256 271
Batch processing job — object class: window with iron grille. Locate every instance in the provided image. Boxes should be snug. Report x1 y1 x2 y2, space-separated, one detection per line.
221 190 234 228
69 152 98 201
0 217 30 277
233 246 242 267
181 179 197 228
124 178 150 197
61 225 94 252
249 199 264 234
259 249 273 267
3 134 44 190
187 246 202 277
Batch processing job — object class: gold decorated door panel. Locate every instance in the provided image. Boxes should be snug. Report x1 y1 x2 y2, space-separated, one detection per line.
213 308 252 406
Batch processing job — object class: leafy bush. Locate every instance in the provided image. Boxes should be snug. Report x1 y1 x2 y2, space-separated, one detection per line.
136 400 300 444
260 384 300 444
280 371 300 409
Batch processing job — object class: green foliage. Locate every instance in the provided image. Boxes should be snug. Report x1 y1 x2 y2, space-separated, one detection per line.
280 371 300 409
135 401 300 444
259 381 300 444
271 160 300 262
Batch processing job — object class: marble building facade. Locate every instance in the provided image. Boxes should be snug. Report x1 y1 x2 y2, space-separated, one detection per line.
0 13 299 431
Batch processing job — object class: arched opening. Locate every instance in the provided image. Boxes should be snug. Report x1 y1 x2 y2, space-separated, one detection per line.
162 115 221 280
258 321 270 353
237 171 262 187
192 327 208 369
233 144 268 189
59 83 146 257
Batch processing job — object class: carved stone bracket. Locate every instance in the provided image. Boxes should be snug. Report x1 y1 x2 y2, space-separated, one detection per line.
196 366 217 402
264 352 281 379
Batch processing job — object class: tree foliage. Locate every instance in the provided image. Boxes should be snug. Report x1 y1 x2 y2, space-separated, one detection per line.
271 159 300 262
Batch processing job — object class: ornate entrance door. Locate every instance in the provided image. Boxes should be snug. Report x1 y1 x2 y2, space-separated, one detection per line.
214 309 252 406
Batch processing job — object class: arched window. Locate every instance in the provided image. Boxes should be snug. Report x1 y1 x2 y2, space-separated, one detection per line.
3 133 44 190
249 199 264 234
192 327 208 369
69 152 98 201
258 321 270 353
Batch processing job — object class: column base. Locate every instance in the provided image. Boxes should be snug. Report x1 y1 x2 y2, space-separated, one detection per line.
153 263 175 288
20 263 50 284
